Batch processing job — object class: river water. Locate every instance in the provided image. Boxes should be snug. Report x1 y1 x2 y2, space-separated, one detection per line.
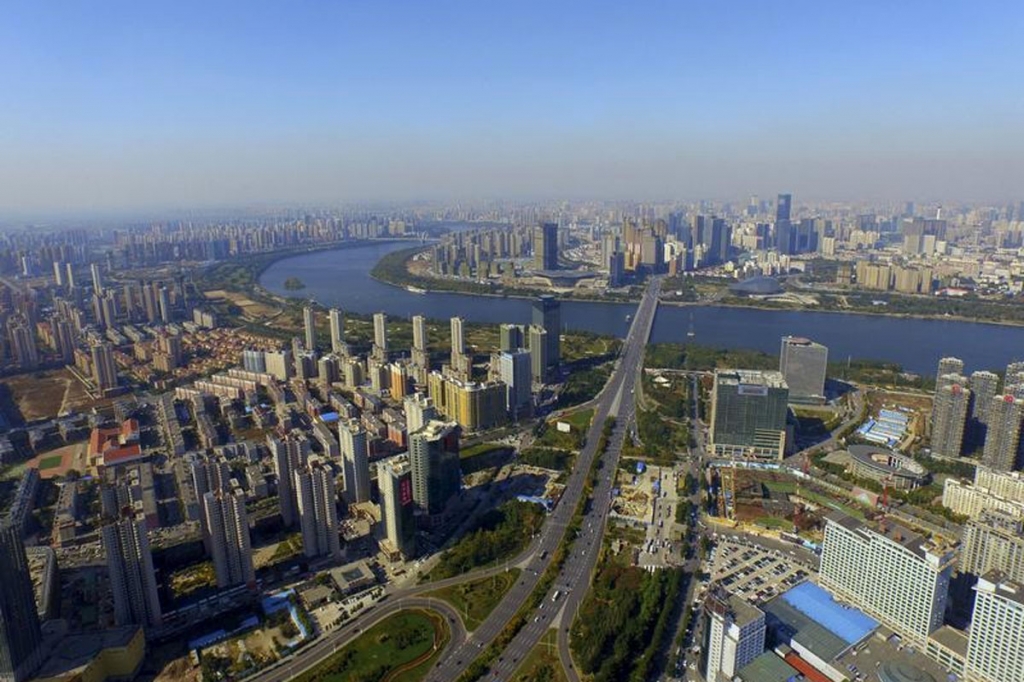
258 241 1024 376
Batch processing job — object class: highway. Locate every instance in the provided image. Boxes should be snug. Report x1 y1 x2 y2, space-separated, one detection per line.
444 276 660 682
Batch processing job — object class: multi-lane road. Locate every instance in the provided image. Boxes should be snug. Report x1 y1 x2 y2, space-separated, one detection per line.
424 277 662 682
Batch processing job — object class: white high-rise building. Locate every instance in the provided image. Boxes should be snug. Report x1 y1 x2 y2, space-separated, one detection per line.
819 513 954 646
91 342 118 393
404 393 437 434
412 315 427 352
965 570 1024 682
203 489 255 588
338 421 371 504
303 305 316 352
295 461 341 560
102 511 162 628
372 312 388 361
703 592 765 682
379 455 416 560
329 308 346 355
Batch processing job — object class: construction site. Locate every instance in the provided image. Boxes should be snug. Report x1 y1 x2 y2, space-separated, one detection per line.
712 463 833 539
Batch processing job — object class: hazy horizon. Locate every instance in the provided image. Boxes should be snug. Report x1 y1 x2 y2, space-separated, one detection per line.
2 1 1022 218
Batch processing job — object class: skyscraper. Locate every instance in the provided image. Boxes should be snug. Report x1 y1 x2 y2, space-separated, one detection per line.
338 421 371 505
269 434 309 527
91 342 118 393
102 510 163 628
779 336 828 404
404 393 436 434
412 314 427 353
702 592 765 682
90 262 104 294
498 349 532 420
328 308 346 355
52 316 75 364
965 570 1024 682
449 316 471 380
499 323 524 353
303 305 316 352
819 513 953 646
157 286 171 323
203 489 255 588
970 370 1000 425
982 395 1024 471
409 420 461 516
775 194 793 255
0 524 43 682
931 379 970 458
527 325 549 383
379 455 416 560
372 312 388 361
531 295 560 369
533 222 558 271
709 370 789 460
776 193 792 222
8 323 38 370
295 461 341 560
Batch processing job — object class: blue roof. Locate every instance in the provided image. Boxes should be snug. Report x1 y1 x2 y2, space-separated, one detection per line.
320 411 340 422
781 582 878 645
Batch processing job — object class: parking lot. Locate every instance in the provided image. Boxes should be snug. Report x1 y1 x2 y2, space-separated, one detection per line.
637 465 686 569
707 539 811 605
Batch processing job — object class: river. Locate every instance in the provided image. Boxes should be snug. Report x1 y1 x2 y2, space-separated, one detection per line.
258 241 1024 376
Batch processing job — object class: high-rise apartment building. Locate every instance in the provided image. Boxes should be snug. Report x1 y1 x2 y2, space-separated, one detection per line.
965 570 1024 682
703 592 765 682
425 373 506 431
410 314 429 380
936 357 964 390
372 312 388 361
295 461 341 560
379 455 416 560
203 489 255 588
970 371 1000 425
268 434 309 527
779 336 828 404
960 509 1024 583
329 308 346 355
982 395 1024 472
531 296 560 369
0 524 43 682
102 511 163 628
404 393 437 435
91 342 118 393
931 379 970 458
409 420 461 515
533 222 558 271
338 421 371 505
9 323 38 370
819 513 954 646
498 350 532 420
303 305 316 352
709 370 789 460
448 316 471 380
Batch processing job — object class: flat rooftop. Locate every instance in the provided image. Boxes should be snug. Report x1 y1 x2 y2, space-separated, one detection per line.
827 511 952 561
764 582 878 662
716 368 788 389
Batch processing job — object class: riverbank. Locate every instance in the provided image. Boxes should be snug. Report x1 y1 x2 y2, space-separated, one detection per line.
368 244 1024 330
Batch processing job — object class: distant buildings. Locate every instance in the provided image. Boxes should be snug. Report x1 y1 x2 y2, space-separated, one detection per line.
295 461 341 561
531 296 561 370
778 336 827 404
102 511 163 629
527 325 549 384
709 370 789 460
703 592 765 682
372 312 388 362
409 420 461 516
303 305 316 352
965 570 1024 682
533 222 558 271
819 513 954 646
497 349 532 420
379 455 416 560
0 524 44 682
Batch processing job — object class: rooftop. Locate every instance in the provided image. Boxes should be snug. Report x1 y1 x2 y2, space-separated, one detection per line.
715 368 789 389
977 569 1024 606
737 651 801 682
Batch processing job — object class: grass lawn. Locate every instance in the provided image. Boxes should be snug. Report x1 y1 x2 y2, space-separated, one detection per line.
512 628 566 682
293 609 449 682
536 409 593 450
37 455 64 470
426 568 520 631
753 516 793 530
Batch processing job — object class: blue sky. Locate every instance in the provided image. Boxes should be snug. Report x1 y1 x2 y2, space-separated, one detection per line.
1 1 1022 215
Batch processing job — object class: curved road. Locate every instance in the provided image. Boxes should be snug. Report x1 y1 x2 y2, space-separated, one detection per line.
427 277 662 681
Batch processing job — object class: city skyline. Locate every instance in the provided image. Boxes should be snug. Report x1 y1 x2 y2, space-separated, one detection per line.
2 2 1023 217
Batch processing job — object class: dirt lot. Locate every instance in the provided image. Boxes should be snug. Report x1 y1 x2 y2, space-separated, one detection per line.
27 443 87 479
0 369 93 423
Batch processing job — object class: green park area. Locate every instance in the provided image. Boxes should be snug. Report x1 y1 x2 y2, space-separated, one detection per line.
37 455 63 470
429 500 545 580
512 629 566 682
426 568 521 631
293 609 449 682
533 409 592 450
